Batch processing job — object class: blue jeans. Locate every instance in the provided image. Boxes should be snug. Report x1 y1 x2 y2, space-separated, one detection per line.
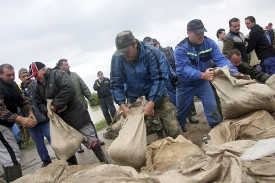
29 121 51 162
12 124 21 143
176 81 222 129
261 55 275 75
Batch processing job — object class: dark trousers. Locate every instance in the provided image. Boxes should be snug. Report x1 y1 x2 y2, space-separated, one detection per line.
99 96 116 125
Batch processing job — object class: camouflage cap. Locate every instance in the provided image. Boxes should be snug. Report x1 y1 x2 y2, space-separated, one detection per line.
115 30 135 55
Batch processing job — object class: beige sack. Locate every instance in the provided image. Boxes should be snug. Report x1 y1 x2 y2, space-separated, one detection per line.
203 110 275 147
212 67 275 119
47 99 86 160
265 74 275 90
108 96 147 170
142 135 200 172
249 50 260 66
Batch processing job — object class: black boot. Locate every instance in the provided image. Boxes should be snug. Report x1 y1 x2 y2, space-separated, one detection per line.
91 144 109 164
3 164 22 183
67 155 78 166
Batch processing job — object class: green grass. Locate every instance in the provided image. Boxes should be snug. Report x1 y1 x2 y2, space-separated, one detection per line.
95 119 108 131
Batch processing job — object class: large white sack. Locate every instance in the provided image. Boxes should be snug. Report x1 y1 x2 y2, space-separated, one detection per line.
241 138 275 161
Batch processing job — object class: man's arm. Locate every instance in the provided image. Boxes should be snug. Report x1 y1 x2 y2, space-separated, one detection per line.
110 55 127 105
93 79 101 91
175 45 205 81
238 62 270 83
75 73 94 101
246 31 260 54
51 70 75 110
147 50 169 103
222 38 234 55
0 93 36 128
210 40 238 75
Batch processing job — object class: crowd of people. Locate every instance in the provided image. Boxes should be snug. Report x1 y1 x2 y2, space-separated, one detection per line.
0 15 274 182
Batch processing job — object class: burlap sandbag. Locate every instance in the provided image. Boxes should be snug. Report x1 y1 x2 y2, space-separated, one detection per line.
265 74 275 90
13 160 68 183
203 110 275 147
108 96 147 170
249 50 260 66
59 164 159 183
211 67 275 119
47 99 86 160
142 135 200 172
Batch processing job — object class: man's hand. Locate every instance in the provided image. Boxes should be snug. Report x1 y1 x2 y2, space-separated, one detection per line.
89 99 95 106
28 112 37 125
201 68 215 81
16 115 37 128
120 104 134 116
142 101 155 116
50 105 56 113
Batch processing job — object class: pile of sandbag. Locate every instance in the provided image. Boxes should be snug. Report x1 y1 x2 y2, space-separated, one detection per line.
142 135 200 172
211 67 275 119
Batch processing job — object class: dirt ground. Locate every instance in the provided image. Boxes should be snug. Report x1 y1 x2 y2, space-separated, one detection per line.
0 100 210 181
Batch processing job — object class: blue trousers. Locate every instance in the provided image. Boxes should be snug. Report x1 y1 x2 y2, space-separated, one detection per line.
166 81 177 107
12 124 21 143
29 121 51 163
261 55 275 75
176 81 222 129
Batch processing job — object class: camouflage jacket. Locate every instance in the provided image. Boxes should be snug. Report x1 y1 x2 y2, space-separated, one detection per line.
238 62 270 83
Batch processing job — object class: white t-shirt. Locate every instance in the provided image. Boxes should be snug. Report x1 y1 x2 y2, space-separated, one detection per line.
216 39 224 52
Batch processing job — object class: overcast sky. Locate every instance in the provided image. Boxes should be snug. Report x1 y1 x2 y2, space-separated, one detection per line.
1 0 273 90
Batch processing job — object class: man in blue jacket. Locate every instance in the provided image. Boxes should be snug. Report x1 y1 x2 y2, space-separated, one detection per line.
110 30 180 139
175 19 238 132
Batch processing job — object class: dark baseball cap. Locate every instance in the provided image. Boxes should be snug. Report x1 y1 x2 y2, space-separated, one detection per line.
115 30 135 55
18 68 28 77
187 19 207 34
29 62 45 78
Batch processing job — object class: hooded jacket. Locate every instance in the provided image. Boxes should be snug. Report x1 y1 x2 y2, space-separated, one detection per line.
175 36 238 86
246 24 275 60
110 40 169 105
35 69 90 129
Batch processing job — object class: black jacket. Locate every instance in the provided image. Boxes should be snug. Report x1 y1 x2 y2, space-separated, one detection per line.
35 69 91 129
93 77 112 98
246 24 275 60
0 79 31 127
